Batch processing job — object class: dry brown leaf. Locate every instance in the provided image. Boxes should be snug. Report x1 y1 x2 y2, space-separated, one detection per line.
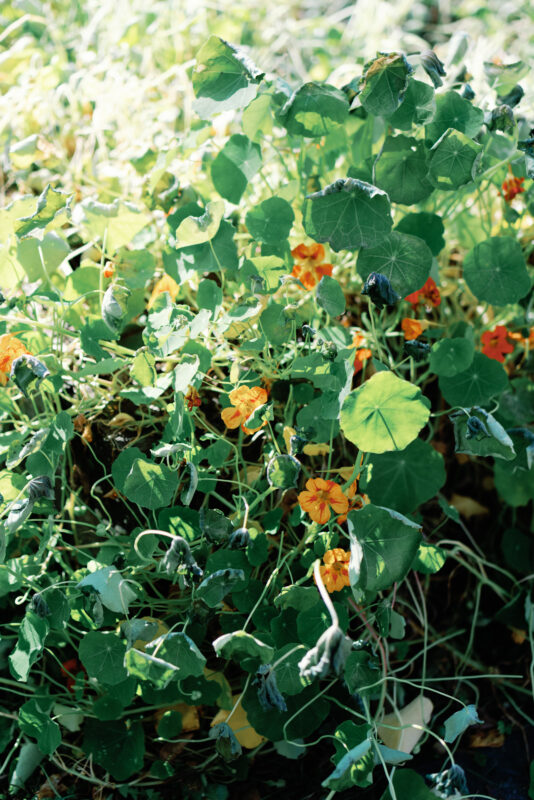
469 728 505 748
510 627 527 645
211 695 265 749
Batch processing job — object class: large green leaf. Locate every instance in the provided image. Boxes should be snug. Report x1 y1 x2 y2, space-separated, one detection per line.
450 407 516 460
79 198 149 253
463 237 530 305
387 79 435 130
359 53 413 117
9 611 49 682
375 136 432 205
279 82 349 137
79 631 128 685
18 699 61 755
16 232 70 283
357 231 432 298
112 447 178 509
213 631 274 669
245 197 294 244
395 212 444 255
303 178 392 252
211 134 262 204
175 200 225 247
316 275 346 317
82 719 144 781
348 505 422 592
425 90 484 143
125 632 206 687
15 184 71 236
429 128 482 189
360 438 446 514
77 567 138 613
193 36 264 118
340 371 430 453
429 337 474 377
439 351 508 408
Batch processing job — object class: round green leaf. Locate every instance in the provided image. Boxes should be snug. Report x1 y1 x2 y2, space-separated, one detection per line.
112 447 178 509
340 371 431 453
82 719 144 781
463 237 530 305
357 231 432 297
266 454 301 489
79 631 128 686
359 53 413 117
395 212 445 255
387 79 436 130
316 275 346 317
303 178 392 252
375 136 432 205
360 438 446 514
211 134 262 204
280 82 349 138
430 338 475 377
245 197 294 244
439 351 508 408
425 90 484 143
429 129 482 189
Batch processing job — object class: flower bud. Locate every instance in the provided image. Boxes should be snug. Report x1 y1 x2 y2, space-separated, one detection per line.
421 50 446 88
299 623 353 682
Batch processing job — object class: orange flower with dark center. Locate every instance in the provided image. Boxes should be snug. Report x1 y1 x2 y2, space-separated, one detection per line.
147 274 180 309
336 480 369 524
0 334 31 386
481 325 514 362
291 243 333 290
298 478 349 525
401 318 428 341
317 548 351 593
350 332 372 374
221 385 268 434
502 165 525 203
404 278 441 311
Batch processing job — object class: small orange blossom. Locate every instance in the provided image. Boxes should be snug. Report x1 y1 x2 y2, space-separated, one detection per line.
291 243 333 290
401 318 428 341
481 325 514 363
147 274 180 309
221 385 268 435
317 548 351 593
337 480 370 524
298 478 349 525
0 334 31 386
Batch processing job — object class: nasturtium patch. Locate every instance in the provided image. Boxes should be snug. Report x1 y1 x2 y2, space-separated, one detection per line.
462 237 530 305
340 371 430 453
356 231 432 298
303 178 392 251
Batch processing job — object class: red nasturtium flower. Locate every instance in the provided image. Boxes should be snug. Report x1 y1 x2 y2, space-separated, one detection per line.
351 333 372 374
185 387 201 412
291 243 333 290
317 548 351 593
221 385 268 434
481 325 514 362
404 278 441 311
502 165 525 203
61 658 85 693
298 478 349 525
0 333 31 386
401 318 428 341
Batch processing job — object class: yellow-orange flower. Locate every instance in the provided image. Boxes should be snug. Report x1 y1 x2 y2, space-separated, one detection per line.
298 478 349 525
317 548 351 593
0 334 31 386
221 385 268 435
350 332 372 374
291 243 333 290
401 318 428 341
147 274 179 309
337 480 370 524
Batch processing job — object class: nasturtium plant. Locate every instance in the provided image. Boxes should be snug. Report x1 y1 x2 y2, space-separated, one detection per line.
0 12 532 799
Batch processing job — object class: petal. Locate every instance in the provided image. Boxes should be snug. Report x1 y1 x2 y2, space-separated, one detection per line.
221 407 244 429
309 502 330 525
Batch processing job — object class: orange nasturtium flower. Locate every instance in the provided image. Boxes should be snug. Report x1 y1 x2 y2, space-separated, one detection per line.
502 165 525 203
481 325 514 363
404 278 441 311
298 478 349 525
103 262 115 279
317 548 351 593
291 243 333 290
221 385 268 435
185 387 201 412
147 274 180 309
350 333 372 374
0 334 31 386
401 318 428 341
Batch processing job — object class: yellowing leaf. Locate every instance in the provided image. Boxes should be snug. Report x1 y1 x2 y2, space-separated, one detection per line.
449 493 489 519
211 695 265 749
378 696 433 753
